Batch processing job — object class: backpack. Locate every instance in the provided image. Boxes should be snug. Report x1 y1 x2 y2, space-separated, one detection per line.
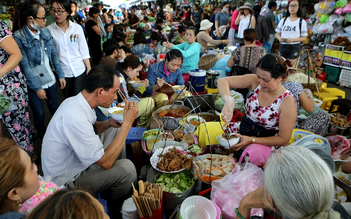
282 17 302 36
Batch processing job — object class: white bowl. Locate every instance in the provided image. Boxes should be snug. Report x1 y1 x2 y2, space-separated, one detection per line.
129 80 142 90
313 98 323 108
187 115 205 126
216 133 240 149
180 196 217 219
172 85 186 95
107 107 124 121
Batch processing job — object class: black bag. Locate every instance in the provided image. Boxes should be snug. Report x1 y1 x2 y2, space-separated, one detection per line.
239 115 278 137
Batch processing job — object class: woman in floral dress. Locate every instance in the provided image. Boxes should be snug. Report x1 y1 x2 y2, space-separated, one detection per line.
0 20 34 157
218 54 297 151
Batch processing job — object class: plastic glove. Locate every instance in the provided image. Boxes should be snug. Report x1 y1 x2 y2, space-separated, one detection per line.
304 88 314 102
221 95 235 125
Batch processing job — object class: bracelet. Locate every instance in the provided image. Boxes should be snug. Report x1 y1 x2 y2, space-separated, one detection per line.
252 136 256 144
235 207 246 219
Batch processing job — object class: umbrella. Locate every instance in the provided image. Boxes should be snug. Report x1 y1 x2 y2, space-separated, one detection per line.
118 3 129 9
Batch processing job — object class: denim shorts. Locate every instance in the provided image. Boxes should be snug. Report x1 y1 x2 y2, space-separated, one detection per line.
279 44 301 59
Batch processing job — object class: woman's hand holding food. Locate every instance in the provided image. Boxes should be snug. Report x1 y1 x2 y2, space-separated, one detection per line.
142 78 149 87
221 95 235 126
230 133 251 151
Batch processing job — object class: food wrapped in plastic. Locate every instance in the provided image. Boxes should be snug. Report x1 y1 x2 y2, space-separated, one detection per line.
211 162 264 218
214 90 244 111
0 85 17 115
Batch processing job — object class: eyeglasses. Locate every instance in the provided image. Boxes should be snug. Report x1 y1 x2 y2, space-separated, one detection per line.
50 9 66 15
289 4 299 8
256 74 272 83
35 16 47 20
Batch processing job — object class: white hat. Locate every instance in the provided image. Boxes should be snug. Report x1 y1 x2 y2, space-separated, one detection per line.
199 19 213 30
239 2 253 12
163 5 173 12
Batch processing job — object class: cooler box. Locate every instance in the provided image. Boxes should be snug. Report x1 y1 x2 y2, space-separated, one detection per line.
189 69 206 92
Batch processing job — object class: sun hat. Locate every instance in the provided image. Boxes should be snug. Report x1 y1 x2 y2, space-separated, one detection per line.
164 5 173 12
199 19 213 30
239 2 254 12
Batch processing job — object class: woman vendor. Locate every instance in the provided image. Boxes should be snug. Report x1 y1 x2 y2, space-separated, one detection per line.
167 27 201 85
115 55 155 128
145 49 185 109
217 54 297 151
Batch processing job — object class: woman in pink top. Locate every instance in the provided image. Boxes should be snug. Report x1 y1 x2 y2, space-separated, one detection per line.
228 6 239 46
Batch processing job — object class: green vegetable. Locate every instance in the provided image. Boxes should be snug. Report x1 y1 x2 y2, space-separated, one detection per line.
188 144 203 154
142 129 161 139
156 171 194 193
0 94 12 115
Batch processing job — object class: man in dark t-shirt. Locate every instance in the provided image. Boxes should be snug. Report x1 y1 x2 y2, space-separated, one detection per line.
70 1 83 24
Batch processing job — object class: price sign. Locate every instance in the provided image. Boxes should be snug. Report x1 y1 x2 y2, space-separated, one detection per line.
340 51 351 70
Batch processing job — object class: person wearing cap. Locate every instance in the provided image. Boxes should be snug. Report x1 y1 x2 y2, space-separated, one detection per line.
197 19 230 53
235 2 256 46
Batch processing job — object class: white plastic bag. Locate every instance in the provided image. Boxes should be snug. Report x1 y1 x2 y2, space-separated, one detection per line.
211 162 264 218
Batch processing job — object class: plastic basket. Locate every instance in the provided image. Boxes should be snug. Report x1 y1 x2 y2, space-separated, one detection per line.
180 196 217 219
339 69 351 87
325 66 341 83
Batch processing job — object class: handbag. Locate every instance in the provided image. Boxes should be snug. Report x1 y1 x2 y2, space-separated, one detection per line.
239 115 278 137
31 40 53 86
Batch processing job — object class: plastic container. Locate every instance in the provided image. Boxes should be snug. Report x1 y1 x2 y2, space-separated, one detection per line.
126 127 147 144
180 196 217 219
205 85 219 94
320 87 345 98
189 69 206 92
316 93 339 110
339 69 351 87
325 66 341 83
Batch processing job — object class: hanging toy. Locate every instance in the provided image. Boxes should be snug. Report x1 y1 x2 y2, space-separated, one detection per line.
335 0 347 8
346 14 351 22
320 14 329 23
334 7 343 14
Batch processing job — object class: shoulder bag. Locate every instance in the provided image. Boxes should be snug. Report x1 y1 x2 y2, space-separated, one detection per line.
30 39 54 86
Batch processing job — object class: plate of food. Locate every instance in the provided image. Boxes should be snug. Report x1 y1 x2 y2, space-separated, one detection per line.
150 147 193 173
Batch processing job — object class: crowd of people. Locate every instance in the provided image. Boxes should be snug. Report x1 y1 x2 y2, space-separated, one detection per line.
0 0 343 218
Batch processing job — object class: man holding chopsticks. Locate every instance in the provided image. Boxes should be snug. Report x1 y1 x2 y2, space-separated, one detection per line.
41 65 139 219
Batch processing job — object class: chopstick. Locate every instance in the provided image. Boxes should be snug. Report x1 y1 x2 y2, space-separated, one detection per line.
157 77 173 88
117 89 127 102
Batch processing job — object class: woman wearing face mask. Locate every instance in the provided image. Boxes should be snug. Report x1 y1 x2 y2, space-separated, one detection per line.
115 55 155 128
146 49 185 109
235 2 256 46
13 1 66 140
47 0 91 99
167 27 201 85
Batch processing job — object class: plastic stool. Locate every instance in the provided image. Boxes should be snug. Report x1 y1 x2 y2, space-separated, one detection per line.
126 127 146 144
329 99 351 116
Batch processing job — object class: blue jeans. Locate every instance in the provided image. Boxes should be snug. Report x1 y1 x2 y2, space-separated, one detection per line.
28 83 59 139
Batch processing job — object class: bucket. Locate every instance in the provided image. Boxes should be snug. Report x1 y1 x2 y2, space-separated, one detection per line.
189 69 206 92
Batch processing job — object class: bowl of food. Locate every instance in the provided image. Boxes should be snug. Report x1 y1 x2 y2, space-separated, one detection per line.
187 144 204 156
187 116 205 126
216 133 240 149
107 107 124 121
129 80 143 90
172 85 186 95
313 98 323 108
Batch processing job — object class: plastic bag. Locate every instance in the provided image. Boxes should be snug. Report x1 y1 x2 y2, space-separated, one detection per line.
211 162 264 218
238 144 272 168
211 55 232 72
0 85 17 115
214 90 244 111
327 135 351 160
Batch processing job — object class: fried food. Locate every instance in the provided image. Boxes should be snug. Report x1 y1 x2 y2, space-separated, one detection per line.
156 147 193 172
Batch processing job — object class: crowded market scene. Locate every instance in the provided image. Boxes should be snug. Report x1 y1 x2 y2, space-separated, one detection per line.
1 0 351 218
